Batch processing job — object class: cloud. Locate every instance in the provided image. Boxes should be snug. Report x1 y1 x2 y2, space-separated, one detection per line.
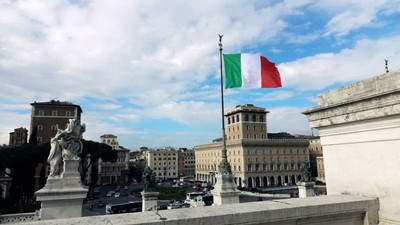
311 0 399 36
149 101 221 126
278 35 400 91
267 106 311 135
1 0 399 149
255 91 294 102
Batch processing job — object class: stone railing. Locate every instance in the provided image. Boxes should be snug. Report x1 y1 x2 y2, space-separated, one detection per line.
16 195 378 225
0 212 39 224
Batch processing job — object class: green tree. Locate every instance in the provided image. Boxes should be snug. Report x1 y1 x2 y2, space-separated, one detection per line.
0 143 49 211
79 139 117 186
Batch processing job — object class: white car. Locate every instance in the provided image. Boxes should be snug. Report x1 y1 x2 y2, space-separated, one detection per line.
114 192 121 198
106 191 115 197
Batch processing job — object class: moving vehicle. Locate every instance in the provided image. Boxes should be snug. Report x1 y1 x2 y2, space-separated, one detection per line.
106 201 142 214
185 191 213 206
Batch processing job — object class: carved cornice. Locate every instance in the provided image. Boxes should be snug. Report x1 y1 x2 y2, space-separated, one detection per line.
303 70 400 129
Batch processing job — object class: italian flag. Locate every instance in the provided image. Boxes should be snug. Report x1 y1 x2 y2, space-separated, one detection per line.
223 53 282 88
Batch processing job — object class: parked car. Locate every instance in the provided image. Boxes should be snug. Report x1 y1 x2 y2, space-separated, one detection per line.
114 192 121 198
123 186 128 191
157 204 168 210
106 191 115 197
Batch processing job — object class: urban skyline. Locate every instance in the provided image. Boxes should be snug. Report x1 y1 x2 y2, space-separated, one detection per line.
1 1 400 149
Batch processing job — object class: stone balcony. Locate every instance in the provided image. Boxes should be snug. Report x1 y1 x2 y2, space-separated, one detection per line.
15 195 378 225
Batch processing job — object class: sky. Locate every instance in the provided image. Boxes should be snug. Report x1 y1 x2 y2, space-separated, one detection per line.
1 0 400 150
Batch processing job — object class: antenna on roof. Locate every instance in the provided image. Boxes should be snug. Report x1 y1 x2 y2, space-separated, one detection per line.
385 59 389 73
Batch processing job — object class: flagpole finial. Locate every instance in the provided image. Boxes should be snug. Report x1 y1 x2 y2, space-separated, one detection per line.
218 34 223 50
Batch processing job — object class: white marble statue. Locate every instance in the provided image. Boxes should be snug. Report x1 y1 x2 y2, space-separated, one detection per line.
47 118 86 178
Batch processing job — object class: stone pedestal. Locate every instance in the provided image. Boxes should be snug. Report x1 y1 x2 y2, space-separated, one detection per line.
141 191 159 212
298 181 315 198
35 159 87 220
211 172 240 205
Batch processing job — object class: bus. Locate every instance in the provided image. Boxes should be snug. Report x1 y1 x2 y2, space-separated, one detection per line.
105 201 142 214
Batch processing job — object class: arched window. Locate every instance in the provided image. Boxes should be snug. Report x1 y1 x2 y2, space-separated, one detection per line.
228 117 231 124
259 115 264 122
236 115 240 122
252 114 256 122
232 116 235 123
245 114 249 121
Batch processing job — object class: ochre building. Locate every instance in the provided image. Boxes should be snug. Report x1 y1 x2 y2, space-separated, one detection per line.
194 104 310 188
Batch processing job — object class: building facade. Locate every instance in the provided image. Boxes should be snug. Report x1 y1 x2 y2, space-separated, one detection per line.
147 148 178 180
308 137 324 179
29 100 82 144
195 104 310 188
177 148 195 178
226 104 268 140
98 134 130 184
316 156 325 182
9 127 28 147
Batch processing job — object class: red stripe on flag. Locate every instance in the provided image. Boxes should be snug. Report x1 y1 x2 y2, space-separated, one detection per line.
260 56 282 88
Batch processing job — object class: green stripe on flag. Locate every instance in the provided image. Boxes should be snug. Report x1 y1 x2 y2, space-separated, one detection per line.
223 54 242 88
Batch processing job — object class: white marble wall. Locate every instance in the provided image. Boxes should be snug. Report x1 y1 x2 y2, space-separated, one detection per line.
303 70 400 225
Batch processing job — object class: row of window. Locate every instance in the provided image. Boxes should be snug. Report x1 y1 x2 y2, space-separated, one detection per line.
36 124 60 131
153 167 177 171
151 153 177 156
246 156 308 163
229 125 265 131
153 157 177 161
197 148 307 158
101 167 123 173
246 149 307 155
153 162 176 166
197 163 301 172
228 134 266 140
157 172 176 176
227 114 265 124
37 110 72 117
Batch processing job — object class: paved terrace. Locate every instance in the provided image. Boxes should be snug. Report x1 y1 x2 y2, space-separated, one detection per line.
17 195 378 225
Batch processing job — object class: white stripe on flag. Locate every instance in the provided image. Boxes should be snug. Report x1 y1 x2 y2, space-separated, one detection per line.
241 53 261 87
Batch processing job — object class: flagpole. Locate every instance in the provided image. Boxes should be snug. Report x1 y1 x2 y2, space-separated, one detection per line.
218 34 231 174
212 35 240 205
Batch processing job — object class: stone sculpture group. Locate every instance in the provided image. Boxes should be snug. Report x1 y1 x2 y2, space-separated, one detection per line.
47 118 86 178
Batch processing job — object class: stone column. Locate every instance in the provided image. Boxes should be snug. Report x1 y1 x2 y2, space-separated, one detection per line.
141 191 159 212
35 159 87 220
298 181 315 198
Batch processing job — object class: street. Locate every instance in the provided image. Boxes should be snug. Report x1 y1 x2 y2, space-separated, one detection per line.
82 183 142 216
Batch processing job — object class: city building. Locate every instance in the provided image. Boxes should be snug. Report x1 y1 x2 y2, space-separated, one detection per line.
308 136 324 180
147 147 178 180
316 156 325 182
29 100 82 144
128 147 148 182
195 104 310 188
8 127 28 147
98 134 130 184
177 148 195 178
